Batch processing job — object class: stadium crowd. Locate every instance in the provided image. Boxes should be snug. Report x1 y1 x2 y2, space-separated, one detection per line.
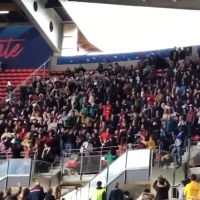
0 182 56 200
0 48 200 167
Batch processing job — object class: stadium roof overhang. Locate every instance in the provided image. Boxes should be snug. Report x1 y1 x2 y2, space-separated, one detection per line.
2 0 200 55
60 0 200 10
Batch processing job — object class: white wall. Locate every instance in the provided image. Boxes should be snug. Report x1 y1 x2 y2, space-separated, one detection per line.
61 23 78 56
14 0 62 53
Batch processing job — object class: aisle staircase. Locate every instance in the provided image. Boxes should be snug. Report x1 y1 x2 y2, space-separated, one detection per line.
0 69 48 102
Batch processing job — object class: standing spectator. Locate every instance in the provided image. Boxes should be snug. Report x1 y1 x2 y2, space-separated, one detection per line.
62 129 76 156
41 143 54 163
4 182 22 200
30 182 44 200
176 180 186 200
136 188 154 200
44 188 56 200
171 132 183 166
7 81 14 102
153 175 170 200
90 181 106 200
99 128 111 147
184 174 200 200
108 182 123 200
169 47 178 64
186 105 196 137
102 101 112 122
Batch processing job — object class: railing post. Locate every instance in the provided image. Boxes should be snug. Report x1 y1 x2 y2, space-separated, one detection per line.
99 147 103 173
49 162 54 187
149 149 153 181
124 149 129 184
31 155 36 184
186 138 191 177
29 158 33 187
80 152 83 181
158 143 161 168
5 160 10 190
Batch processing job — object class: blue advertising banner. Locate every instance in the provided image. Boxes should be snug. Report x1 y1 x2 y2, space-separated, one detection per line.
0 26 52 68
57 48 173 65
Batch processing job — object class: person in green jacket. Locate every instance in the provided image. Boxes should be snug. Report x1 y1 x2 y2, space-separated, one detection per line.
104 150 116 165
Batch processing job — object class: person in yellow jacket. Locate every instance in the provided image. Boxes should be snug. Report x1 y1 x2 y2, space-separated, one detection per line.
90 181 106 200
184 174 200 200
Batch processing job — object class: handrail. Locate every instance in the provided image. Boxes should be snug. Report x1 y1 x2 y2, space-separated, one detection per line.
0 57 51 105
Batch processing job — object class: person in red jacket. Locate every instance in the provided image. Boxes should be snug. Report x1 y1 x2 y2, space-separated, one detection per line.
186 105 196 136
102 101 112 122
99 128 111 147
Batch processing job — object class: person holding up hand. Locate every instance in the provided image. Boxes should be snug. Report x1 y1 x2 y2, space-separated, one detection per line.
153 175 170 200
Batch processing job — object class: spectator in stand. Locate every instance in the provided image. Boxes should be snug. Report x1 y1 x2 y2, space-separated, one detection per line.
90 181 106 200
41 143 54 163
44 188 56 200
0 191 4 200
4 182 22 200
136 188 154 200
153 175 170 200
123 191 133 200
171 127 184 166
22 188 30 200
0 47 199 169
99 128 111 147
102 101 112 122
108 182 124 200
140 134 156 150
186 105 196 137
184 174 200 200
176 180 186 200
169 47 179 64
30 182 44 200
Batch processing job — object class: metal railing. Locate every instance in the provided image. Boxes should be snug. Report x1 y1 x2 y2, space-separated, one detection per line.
0 158 32 190
63 148 152 200
60 145 121 180
0 57 51 105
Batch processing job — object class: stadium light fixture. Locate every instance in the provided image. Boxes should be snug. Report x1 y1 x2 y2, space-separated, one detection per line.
0 11 9 14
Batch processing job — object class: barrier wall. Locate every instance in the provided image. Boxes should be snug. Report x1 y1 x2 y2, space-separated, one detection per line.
51 46 199 71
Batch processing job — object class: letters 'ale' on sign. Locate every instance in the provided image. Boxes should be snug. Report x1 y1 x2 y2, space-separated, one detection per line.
0 26 52 68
